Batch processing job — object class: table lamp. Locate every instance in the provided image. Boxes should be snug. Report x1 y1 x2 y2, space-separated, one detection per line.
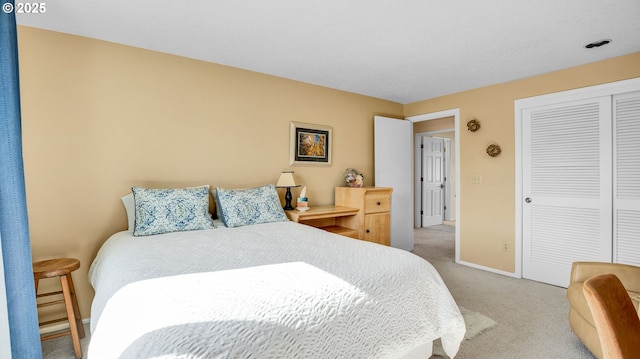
276 171 300 210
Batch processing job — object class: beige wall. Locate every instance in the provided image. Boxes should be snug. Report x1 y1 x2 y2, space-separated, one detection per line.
17 26 403 319
405 52 640 273
413 116 455 133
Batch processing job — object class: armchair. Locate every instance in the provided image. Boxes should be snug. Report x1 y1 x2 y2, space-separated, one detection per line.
567 262 640 359
583 274 640 359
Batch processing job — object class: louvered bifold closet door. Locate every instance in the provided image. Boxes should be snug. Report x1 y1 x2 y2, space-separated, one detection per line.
522 97 612 288
614 91 640 266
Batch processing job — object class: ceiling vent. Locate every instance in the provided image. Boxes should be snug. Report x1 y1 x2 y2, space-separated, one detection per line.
585 39 612 49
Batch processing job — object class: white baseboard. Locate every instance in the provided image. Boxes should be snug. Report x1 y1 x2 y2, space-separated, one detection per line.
458 260 520 278
40 318 90 335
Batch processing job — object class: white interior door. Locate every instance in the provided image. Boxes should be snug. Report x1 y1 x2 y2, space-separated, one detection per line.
613 91 640 266
421 136 444 227
522 96 612 288
374 116 413 251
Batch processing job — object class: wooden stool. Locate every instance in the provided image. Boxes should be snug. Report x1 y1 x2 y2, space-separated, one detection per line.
33 258 85 359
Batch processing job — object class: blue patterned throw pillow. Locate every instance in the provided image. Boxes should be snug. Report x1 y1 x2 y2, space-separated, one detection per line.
132 186 214 236
215 185 288 228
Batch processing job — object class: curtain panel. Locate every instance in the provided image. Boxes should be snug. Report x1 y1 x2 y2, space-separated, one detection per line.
1 3 43 358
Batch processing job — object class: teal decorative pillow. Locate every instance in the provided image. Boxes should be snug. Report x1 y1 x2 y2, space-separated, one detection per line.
132 186 214 236
215 185 288 228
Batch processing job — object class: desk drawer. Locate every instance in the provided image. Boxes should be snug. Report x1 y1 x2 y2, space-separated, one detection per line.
364 192 390 213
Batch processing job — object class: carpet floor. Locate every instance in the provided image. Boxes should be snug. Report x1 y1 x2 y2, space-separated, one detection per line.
41 322 90 359
431 306 496 358
414 224 596 359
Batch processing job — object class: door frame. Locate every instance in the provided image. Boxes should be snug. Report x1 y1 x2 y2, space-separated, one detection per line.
514 77 640 281
407 109 460 264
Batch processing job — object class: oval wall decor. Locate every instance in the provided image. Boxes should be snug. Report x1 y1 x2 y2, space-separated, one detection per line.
486 144 501 157
467 119 481 132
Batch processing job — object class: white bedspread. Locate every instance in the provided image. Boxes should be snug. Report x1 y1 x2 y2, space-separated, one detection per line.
88 221 465 358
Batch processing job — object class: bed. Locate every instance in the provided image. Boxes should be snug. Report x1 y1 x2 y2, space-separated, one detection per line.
87 185 465 358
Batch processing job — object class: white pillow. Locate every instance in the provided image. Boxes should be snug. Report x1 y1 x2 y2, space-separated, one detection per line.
121 193 135 232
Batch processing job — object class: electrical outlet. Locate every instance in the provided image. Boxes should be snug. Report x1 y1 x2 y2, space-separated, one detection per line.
472 175 482 184
502 243 509 252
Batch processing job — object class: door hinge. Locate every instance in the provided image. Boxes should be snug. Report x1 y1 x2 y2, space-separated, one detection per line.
420 177 424 182
420 210 424 215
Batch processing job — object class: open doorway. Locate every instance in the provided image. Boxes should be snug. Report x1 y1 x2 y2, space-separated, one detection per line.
413 116 456 226
407 110 459 263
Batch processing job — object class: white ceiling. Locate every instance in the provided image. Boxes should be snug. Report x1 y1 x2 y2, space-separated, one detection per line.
16 0 640 104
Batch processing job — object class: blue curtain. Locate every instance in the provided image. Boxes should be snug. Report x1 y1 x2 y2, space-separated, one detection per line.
0 2 43 358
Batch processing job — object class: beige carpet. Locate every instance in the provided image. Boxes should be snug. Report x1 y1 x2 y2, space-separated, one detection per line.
414 224 595 359
431 306 497 358
40 322 90 359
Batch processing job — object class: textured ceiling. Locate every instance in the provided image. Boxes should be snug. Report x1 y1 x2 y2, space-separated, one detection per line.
16 0 640 104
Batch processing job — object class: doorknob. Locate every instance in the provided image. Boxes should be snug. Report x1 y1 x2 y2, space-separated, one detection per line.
525 197 532 203
440 184 445 189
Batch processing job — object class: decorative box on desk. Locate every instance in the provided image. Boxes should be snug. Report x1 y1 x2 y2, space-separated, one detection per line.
335 187 392 246
285 205 359 239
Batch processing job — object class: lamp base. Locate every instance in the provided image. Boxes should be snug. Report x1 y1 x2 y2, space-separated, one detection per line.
283 187 294 210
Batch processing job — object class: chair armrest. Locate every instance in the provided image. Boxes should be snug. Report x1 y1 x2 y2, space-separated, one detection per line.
570 262 640 292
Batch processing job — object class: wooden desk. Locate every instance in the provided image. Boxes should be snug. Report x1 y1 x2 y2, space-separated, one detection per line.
286 205 359 238
335 187 392 246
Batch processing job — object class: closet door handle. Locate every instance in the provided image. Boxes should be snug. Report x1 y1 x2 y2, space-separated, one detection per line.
525 197 532 203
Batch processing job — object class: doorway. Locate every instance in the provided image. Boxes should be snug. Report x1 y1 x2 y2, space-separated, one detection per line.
406 109 460 263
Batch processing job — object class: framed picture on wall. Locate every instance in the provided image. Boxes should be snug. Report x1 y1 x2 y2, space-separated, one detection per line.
289 122 332 166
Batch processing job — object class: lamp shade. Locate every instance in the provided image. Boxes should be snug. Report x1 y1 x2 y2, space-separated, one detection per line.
276 171 299 188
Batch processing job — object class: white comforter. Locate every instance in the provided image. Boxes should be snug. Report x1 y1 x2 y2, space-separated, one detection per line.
88 221 465 359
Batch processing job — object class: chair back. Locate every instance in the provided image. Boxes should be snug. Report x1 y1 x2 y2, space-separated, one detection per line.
583 273 640 359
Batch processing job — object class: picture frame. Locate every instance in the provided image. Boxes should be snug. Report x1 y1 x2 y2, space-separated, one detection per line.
289 121 332 166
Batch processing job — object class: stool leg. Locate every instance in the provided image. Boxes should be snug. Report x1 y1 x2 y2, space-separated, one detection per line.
33 274 41 332
60 274 82 359
34 274 40 294
66 271 85 338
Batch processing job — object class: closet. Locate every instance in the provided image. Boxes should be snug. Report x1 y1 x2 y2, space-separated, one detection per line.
517 79 640 288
